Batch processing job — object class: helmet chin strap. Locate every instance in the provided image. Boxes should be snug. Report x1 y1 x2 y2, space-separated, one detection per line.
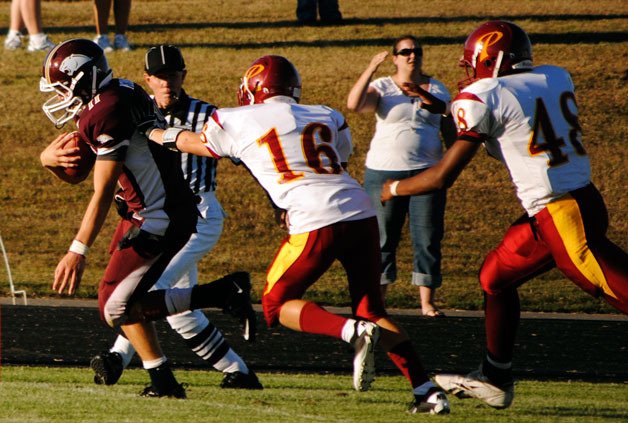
239 76 256 105
69 71 84 93
292 87 301 102
90 65 113 98
91 65 98 98
492 50 504 78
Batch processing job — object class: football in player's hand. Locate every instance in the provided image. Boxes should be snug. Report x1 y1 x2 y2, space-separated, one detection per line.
63 132 96 179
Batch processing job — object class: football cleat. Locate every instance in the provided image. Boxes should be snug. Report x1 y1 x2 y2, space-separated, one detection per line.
220 370 264 390
139 382 187 399
435 368 514 409
90 351 124 385
222 271 257 342
408 387 451 415
352 320 380 392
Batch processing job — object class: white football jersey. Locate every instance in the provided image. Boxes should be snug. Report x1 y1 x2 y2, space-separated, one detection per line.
200 97 375 234
452 65 591 216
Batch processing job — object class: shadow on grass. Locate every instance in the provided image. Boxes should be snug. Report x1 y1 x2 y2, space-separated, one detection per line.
135 32 628 49
73 32 628 51
29 13 628 33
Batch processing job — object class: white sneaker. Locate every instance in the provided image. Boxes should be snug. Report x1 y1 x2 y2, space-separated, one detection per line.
434 368 514 409
113 34 131 51
408 388 451 415
26 34 55 52
352 321 380 392
94 34 113 53
4 32 23 50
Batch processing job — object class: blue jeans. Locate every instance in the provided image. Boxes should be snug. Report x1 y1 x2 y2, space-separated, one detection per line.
364 167 446 288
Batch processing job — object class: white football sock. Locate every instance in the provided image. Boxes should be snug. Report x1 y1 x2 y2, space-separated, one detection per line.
142 356 168 370
340 318 359 343
486 354 512 369
213 349 248 374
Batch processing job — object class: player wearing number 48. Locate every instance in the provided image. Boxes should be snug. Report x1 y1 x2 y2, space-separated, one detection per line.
147 54 452 414
380 20 627 410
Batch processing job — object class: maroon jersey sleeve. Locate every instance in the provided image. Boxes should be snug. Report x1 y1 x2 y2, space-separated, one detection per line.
77 80 146 160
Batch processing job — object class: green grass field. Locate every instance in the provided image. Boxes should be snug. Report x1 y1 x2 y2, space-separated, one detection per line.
1 366 626 422
0 1 626 313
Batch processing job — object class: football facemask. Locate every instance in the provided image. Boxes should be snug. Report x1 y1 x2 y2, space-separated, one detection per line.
40 72 86 128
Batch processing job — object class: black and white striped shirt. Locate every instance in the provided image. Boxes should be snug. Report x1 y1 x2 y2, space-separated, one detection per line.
161 90 218 194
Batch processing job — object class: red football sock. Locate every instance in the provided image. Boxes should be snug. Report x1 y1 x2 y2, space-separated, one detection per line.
484 289 520 363
387 340 429 388
298 302 347 339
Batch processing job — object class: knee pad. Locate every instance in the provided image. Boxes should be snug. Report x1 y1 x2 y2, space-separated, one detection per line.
103 297 128 328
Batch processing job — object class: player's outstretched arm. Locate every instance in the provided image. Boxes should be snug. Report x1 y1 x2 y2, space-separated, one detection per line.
381 139 481 202
52 160 121 295
148 128 211 157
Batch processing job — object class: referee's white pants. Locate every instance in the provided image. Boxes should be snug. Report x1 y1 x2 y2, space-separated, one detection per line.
154 191 225 291
155 191 225 338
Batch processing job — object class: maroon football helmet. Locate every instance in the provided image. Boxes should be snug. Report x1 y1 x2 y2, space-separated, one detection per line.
40 38 112 127
237 55 302 106
458 20 533 89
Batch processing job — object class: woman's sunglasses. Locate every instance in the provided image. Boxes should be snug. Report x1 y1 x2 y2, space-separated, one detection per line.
394 47 423 57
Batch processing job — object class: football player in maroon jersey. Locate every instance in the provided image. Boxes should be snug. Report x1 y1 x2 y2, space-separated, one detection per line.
88 44 262 390
39 38 256 398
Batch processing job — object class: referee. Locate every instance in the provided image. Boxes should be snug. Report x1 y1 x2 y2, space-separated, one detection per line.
90 45 262 392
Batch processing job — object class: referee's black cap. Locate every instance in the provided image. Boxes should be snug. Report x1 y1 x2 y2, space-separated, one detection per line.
145 45 186 75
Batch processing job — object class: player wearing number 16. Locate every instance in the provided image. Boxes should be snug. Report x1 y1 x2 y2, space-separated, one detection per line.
381 21 627 409
148 55 451 414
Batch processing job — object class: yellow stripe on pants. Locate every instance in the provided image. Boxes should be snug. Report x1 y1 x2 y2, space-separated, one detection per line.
264 233 310 296
546 196 615 299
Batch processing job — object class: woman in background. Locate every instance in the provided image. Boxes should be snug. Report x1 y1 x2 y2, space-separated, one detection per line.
347 35 456 317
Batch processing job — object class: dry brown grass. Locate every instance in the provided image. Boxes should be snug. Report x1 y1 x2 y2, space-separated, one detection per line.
0 0 626 312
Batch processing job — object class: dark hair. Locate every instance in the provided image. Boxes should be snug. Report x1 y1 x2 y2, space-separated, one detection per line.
392 35 422 55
